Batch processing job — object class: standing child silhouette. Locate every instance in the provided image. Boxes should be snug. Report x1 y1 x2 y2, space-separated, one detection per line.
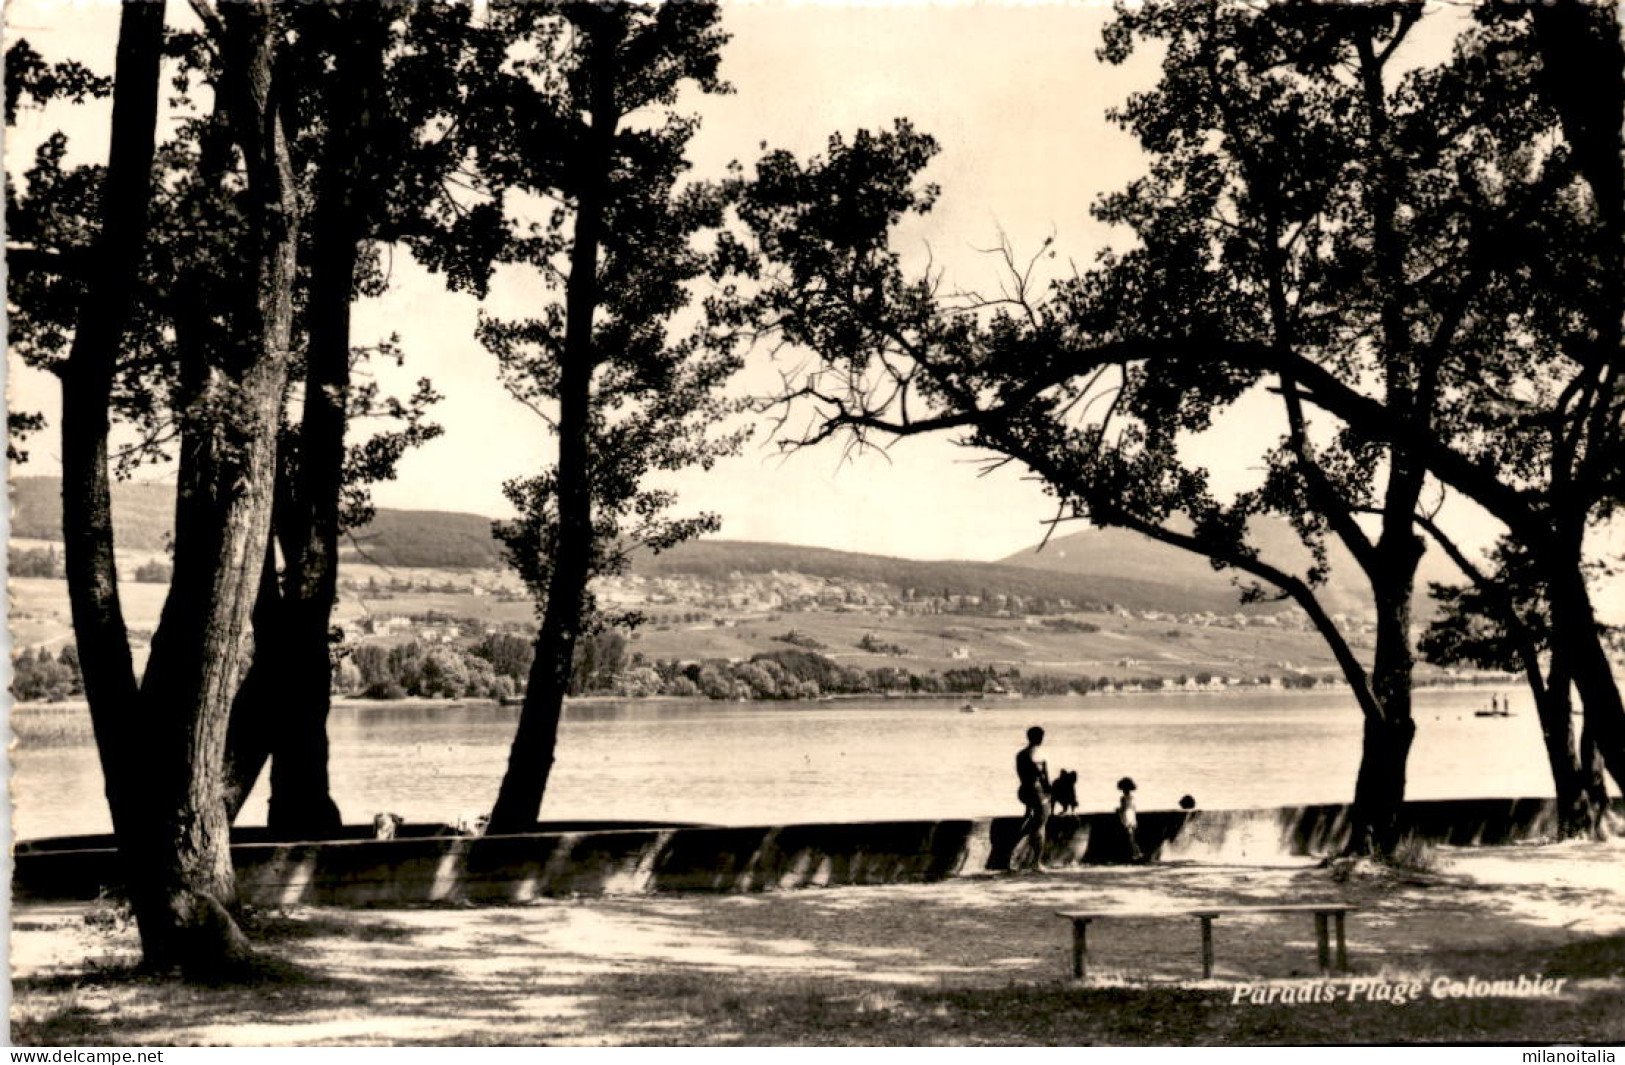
1117 776 1144 862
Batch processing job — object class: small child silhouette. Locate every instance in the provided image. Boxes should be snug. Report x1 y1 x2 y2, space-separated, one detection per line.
1117 776 1144 862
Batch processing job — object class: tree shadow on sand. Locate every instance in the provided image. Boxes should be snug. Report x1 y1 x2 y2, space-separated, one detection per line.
10 899 1625 1046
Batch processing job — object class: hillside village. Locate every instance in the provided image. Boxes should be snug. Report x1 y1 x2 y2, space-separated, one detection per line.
11 476 1498 707
339 563 1375 637
8 545 1472 708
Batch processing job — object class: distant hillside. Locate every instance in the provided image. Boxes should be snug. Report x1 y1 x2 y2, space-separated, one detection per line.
9 477 503 569
999 518 1458 619
342 508 505 569
10 475 1428 616
630 539 1282 616
11 477 175 551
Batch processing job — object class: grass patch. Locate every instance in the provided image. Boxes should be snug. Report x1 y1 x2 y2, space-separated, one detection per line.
1386 834 1447 875
1545 935 1625 980
16 937 1625 1046
11 853 1625 1047
238 909 423 945
426 968 1625 1046
1325 838 1454 888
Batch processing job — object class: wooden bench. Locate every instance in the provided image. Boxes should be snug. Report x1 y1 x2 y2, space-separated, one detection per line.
1056 904 1353 979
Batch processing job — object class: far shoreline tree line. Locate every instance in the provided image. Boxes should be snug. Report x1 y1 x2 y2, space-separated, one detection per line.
15 630 1399 707
5 0 1619 978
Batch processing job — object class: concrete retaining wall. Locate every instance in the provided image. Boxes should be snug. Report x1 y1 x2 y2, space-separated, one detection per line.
13 797 1617 906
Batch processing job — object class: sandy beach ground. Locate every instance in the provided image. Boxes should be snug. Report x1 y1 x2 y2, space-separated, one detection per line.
11 839 1625 1046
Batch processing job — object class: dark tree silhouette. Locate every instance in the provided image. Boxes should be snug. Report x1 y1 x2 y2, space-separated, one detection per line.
218 2 462 839
1420 532 1610 838
11 0 301 974
452 3 748 835
6 0 456 972
735 2 1620 854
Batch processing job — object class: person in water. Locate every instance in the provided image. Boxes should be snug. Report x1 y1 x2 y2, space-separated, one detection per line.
1015 726 1052 870
1117 776 1144 862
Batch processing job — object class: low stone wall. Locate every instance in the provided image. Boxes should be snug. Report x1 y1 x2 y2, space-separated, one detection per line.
1145 797 1586 863
13 797 1617 906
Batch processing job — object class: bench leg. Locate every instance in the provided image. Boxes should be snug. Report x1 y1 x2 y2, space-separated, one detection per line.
1200 916 1214 979
1315 913 1331 975
1335 912 1348 972
1072 918 1090 979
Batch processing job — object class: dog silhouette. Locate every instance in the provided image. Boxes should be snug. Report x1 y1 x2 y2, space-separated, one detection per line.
1051 770 1080 815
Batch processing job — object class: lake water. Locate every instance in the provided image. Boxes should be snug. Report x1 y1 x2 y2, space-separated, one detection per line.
6 688 1556 842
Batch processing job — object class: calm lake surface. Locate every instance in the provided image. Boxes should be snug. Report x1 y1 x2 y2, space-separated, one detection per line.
8 689 1556 841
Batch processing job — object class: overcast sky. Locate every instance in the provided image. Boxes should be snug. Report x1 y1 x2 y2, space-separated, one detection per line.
3 2 1557 572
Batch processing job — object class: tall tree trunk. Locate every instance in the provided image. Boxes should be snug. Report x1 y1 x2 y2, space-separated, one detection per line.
137 320 288 971
1412 514 1601 838
1579 719 1610 838
166 47 270 830
221 540 281 821
1412 479 1623 822
487 15 620 836
1403 424 1624 817
218 3 393 842
59 0 162 839
262 2 388 841
1339 28 1428 860
52 0 198 967
1528 0 1625 809
1546 551 1625 798
487 554 592 835
125 0 299 975
1346 535 1420 857
1533 653 1605 839
135 429 269 968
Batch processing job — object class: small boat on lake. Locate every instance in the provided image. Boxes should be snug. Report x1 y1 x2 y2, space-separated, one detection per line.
960 703 983 714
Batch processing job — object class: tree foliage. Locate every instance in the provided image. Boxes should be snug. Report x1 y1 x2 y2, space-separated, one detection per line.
2 0 483 972
445 3 749 832
736 1 1623 849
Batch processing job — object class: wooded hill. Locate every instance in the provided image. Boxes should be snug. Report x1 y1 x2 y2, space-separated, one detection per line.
627 538 1287 616
10 477 508 569
9 475 1421 617
996 522 1460 620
